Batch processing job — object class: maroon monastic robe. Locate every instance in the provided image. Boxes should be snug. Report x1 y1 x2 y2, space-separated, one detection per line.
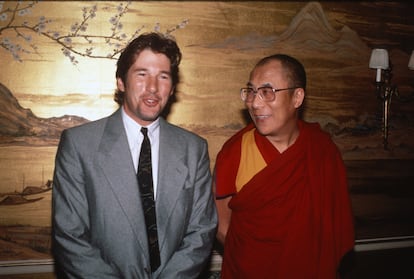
215 121 354 279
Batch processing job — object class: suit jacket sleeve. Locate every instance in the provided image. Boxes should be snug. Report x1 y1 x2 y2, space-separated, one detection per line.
52 129 119 279
157 137 218 278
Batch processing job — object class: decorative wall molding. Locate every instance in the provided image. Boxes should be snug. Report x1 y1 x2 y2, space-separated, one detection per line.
1 237 414 275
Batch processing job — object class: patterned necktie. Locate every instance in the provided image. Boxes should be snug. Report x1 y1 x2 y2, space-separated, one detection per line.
137 127 160 272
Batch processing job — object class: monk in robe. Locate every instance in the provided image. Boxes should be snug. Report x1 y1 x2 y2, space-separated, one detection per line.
214 54 354 279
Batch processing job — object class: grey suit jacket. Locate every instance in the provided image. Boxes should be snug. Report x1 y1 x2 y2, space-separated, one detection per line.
52 109 217 279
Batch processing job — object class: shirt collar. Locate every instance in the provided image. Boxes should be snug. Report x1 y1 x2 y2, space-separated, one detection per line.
121 107 160 141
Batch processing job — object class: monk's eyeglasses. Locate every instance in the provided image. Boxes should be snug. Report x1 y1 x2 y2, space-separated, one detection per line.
240 86 298 103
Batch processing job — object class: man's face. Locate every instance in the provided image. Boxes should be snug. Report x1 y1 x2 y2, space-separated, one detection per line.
246 60 303 138
117 49 174 126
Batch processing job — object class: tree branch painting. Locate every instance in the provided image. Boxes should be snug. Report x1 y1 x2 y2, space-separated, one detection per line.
0 1 188 64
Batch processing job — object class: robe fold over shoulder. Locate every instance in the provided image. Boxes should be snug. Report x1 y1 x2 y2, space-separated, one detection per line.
215 121 354 279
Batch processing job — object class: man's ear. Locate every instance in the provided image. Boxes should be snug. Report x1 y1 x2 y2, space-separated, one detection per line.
116 77 125 92
293 88 305 108
169 86 175 97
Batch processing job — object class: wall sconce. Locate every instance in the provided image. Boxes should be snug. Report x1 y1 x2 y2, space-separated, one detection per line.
369 48 413 149
408 50 414 70
369 48 393 149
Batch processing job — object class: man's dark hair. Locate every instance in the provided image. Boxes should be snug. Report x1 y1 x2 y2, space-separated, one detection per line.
255 54 306 90
114 32 182 105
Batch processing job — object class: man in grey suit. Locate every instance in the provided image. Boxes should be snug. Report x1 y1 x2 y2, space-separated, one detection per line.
52 32 217 279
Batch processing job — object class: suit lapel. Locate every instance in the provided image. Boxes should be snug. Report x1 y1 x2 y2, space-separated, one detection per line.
96 114 190 257
156 118 188 250
96 109 148 252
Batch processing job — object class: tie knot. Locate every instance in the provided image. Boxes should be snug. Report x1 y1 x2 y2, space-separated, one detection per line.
141 127 148 137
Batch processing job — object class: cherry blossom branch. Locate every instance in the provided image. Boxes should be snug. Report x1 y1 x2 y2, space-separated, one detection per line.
0 1 188 64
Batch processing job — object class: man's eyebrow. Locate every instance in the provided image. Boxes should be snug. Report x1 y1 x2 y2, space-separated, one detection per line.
160 70 172 75
260 82 272 87
246 82 273 87
132 67 147 72
131 68 171 76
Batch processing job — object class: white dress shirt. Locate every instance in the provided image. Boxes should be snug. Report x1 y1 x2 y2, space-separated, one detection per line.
122 107 160 199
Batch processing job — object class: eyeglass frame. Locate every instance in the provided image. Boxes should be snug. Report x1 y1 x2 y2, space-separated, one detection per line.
240 86 299 102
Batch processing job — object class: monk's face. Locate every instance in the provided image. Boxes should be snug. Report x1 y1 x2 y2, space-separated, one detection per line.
246 60 304 139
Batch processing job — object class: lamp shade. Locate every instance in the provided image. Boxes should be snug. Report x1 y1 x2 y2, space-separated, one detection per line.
408 50 414 70
369 48 389 69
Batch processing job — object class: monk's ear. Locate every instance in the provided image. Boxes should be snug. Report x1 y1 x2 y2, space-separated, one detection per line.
293 88 305 108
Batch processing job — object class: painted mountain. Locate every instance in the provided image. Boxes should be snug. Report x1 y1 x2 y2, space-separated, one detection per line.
0 83 89 145
0 1 412 158
182 2 414 159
